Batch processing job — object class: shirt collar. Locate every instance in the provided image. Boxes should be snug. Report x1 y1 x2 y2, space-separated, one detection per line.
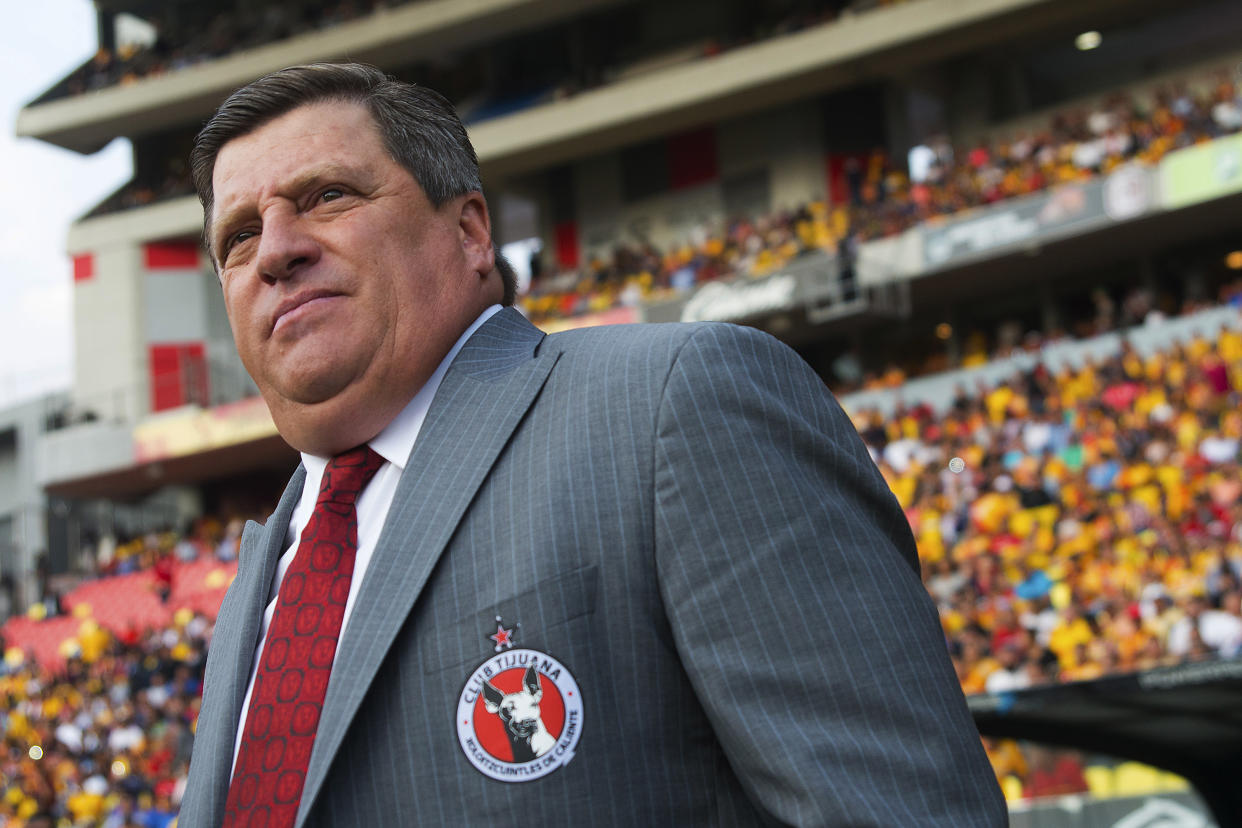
300 304 503 475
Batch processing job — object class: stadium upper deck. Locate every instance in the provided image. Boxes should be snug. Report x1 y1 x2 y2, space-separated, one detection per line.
21 0 1134 223
19 0 1242 499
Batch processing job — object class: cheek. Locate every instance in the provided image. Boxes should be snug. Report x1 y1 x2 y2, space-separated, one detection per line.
221 291 243 339
221 285 263 360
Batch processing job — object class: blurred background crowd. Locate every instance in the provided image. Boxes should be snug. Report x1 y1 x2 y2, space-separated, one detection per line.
72 63 1242 332
6 302 1242 818
524 66 1242 327
851 308 1242 799
0 523 244 826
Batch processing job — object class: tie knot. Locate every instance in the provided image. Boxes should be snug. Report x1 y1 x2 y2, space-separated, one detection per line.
316 445 386 506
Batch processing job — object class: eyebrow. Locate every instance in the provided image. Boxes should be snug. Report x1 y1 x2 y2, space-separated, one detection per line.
211 162 369 260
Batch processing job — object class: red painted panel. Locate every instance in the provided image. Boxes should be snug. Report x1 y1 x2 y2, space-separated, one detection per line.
826 152 869 206
668 127 718 190
554 221 580 269
72 254 94 283
150 345 181 412
150 342 209 412
144 242 200 270
183 343 208 408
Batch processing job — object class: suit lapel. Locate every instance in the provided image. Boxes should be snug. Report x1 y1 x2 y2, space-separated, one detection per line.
297 309 558 824
193 467 304 823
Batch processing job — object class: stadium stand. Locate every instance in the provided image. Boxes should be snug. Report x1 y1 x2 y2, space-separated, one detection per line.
0 616 206 827
7 297 1242 815
34 0 426 103
0 523 239 824
0 523 242 675
843 306 1242 801
78 38 1207 329
68 47 1242 335
525 65 1242 328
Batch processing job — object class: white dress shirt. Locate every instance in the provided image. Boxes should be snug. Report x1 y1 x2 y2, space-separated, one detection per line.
231 305 501 775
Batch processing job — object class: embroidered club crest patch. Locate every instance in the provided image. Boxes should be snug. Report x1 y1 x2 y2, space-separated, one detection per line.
456 648 583 782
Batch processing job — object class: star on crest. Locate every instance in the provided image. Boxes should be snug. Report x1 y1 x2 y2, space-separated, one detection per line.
490 616 516 652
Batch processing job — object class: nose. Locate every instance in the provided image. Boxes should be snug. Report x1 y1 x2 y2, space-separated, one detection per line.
255 209 320 283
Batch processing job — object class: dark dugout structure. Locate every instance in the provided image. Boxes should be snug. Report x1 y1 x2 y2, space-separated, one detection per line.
971 658 1242 826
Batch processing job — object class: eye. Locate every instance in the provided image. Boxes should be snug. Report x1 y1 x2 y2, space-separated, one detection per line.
320 188 344 202
220 229 257 261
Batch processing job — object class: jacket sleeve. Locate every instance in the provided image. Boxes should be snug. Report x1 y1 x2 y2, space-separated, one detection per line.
652 323 1006 826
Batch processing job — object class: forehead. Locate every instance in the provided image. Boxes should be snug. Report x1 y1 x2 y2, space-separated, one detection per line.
212 100 392 210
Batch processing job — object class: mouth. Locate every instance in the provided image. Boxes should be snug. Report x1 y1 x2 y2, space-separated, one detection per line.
271 290 342 334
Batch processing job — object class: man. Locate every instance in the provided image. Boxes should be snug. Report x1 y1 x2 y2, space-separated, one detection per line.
180 63 1005 826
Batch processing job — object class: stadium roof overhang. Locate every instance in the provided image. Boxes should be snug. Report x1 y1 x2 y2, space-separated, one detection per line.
971 658 1242 825
16 0 634 154
21 0 1140 164
44 433 298 500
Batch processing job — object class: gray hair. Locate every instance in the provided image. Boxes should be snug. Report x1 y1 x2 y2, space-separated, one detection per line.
191 62 514 305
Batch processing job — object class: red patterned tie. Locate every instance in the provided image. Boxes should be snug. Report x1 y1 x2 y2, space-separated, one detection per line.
223 445 385 827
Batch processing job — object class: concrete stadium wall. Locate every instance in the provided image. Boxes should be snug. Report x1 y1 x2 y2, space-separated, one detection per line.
0 393 67 614
0 441 18 517
73 243 146 423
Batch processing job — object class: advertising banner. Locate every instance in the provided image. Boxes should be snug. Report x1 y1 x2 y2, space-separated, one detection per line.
1009 792 1212 828
922 178 1117 270
1159 133 1242 210
856 229 923 287
133 395 278 463
643 251 842 324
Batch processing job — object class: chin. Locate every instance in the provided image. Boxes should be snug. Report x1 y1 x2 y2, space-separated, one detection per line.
268 402 369 457
269 362 361 406
262 375 391 457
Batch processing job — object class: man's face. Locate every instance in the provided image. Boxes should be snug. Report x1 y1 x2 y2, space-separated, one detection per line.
209 100 494 454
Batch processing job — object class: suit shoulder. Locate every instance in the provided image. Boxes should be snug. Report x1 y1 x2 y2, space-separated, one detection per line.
546 320 693 349
546 320 784 362
541 322 814 404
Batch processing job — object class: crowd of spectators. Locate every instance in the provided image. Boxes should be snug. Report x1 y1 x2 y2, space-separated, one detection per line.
0 616 207 827
80 159 192 222
522 199 843 323
61 0 911 219
0 515 252 826
76 63 1242 332
523 67 1242 327
7 301 1242 815
43 0 909 105
57 0 1242 338
45 0 418 101
83 519 246 583
845 72 1242 241
849 312 1242 797
833 279 1242 396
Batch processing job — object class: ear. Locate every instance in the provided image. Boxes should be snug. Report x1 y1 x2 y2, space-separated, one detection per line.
523 665 541 698
457 193 495 278
482 679 504 713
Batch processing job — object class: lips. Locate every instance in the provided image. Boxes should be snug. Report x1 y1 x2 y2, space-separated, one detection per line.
270 289 342 333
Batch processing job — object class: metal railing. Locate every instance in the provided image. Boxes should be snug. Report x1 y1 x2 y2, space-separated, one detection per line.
42 352 258 434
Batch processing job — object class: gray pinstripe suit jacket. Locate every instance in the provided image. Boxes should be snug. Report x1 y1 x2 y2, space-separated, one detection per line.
180 308 1006 826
